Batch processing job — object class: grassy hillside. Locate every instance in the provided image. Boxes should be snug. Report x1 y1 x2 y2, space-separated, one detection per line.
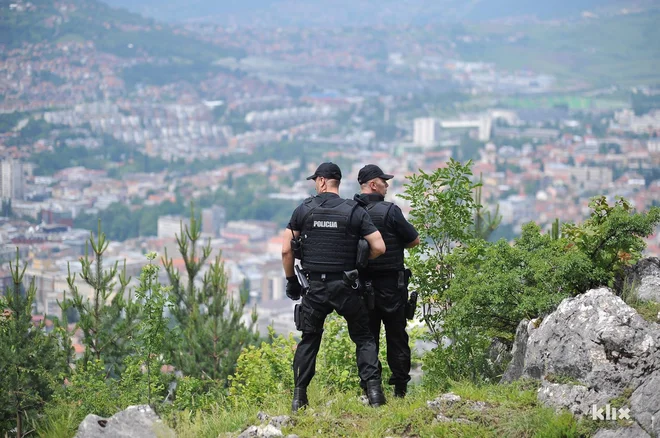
459 10 660 86
0 0 243 61
98 0 622 25
166 381 598 438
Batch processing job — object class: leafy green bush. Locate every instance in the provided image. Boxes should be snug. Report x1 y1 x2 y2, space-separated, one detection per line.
134 252 175 405
445 223 594 344
403 160 660 390
41 357 170 437
171 376 227 415
228 327 296 404
400 159 480 345
419 200 659 390
563 196 660 290
315 313 371 393
229 314 424 402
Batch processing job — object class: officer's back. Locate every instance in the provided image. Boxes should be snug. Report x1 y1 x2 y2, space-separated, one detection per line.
281 162 388 412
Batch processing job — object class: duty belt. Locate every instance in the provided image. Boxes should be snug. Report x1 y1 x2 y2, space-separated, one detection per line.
307 272 345 282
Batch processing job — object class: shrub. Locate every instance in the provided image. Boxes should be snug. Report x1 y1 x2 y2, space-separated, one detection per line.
0 251 69 437
418 199 660 390
229 314 425 402
42 357 170 437
171 376 226 414
402 161 660 390
228 327 296 404
399 159 481 345
445 223 594 344
563 196 660 290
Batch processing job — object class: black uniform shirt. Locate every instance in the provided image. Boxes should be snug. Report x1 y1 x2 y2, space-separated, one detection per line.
356 193 418 245
287 192 378 237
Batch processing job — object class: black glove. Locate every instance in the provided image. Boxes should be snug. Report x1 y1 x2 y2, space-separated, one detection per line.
286 275 302 301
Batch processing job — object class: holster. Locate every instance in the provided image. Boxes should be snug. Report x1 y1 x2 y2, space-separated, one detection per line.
405 291 418 320
295 265 310 296
402 268 416 320
364 280 375 310
356 238 370 270
294 303 302 331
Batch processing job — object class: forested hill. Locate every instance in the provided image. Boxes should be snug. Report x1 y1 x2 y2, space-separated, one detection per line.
99 0 655 25
0 0 243 61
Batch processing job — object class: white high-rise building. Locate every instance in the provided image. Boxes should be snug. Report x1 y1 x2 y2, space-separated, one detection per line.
157 215 189 239
1 159 24 200
413 117 437 147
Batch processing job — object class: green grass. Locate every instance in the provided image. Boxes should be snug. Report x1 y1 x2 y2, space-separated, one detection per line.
629 300 660 323
621 280 660 324
169 380 595 438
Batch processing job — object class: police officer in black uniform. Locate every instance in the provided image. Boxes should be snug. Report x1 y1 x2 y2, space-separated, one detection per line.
282 162 388 412
354 164 420 398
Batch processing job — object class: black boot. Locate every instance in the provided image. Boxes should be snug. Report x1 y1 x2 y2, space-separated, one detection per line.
394 383 407 398
366 380 386 407
291 387 308 412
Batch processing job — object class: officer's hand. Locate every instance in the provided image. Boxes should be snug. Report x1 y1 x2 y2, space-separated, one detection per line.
286 275 302 301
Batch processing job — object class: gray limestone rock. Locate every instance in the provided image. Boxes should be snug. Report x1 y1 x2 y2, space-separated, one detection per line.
269 415 292 429
254 412 292 429
426 392 462 411
521 288 660 398
501 287 660 434
433 414 473 425
592 423 651 438
501 319 531 383
237 424 283 438
75 405 174 438
622 257 660 303
537 381 612 416
630 371 660 437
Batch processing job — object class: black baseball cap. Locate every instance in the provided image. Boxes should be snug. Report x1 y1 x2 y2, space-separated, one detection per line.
358 164 393 184
306 162 342 181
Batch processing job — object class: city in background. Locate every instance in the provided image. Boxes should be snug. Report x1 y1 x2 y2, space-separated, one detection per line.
1 0 659 349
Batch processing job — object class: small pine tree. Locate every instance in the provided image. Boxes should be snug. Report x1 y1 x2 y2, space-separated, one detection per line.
0 250 68 438
163 204 258 381
550 218 560 240
62 220 140 376
134 252 173 405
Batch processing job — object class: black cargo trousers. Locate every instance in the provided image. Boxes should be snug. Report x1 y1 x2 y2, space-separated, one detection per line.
293 276 381 389
360 273 411 390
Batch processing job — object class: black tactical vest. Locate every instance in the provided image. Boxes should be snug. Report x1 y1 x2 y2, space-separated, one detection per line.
365 201 405 272
300 196 359 273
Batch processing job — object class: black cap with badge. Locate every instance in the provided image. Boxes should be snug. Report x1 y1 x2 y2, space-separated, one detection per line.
357 164 394 184
306 162 342 181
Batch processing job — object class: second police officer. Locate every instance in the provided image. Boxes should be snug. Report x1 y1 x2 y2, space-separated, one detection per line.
354 164 420 398
281 162 389 412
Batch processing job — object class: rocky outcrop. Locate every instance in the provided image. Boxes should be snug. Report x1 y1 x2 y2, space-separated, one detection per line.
75 405 175 438
593 424 651 438
621 257 660 303
502 287 660 437
501 319 532 383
